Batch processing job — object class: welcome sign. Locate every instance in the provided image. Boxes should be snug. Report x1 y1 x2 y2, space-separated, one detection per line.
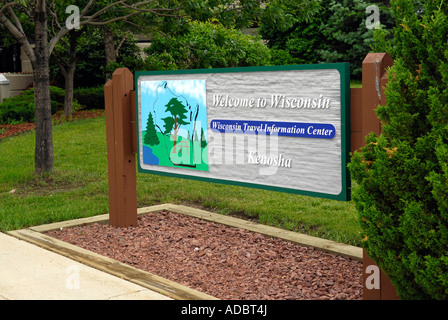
136 63 350 201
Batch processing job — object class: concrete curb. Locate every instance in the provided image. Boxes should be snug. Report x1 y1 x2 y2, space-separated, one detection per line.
8 203 362 300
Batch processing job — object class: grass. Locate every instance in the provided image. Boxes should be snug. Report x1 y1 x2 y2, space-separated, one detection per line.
0 115 362 246
351 80 362 88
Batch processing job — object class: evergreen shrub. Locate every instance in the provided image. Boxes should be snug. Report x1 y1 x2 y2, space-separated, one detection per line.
348 0 448 299
0 86 62 124
73 86 105 110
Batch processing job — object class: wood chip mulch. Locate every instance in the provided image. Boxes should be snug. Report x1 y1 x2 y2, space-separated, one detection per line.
0 110 104 141
47 211 363 300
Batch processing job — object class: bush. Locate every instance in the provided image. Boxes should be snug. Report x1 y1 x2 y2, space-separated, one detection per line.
0 87 62 124
73 86 105 110
144 20 271 70
259 2 330 66
260 0 394 80
348 0 448 299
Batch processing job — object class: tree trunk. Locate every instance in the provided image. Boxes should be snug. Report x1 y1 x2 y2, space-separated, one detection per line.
104 27 116 80
104 26 116 65
33 0 54 174
63 31 79 118
172 116 178 153
64 63 76 118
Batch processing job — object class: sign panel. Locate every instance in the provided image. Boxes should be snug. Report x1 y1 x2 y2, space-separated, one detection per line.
136 63 350 201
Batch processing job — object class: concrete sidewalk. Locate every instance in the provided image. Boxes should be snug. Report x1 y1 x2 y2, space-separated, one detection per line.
0 232 172 300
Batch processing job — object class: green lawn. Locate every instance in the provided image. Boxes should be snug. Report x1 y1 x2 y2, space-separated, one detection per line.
351 80 362 88
0 116 362 246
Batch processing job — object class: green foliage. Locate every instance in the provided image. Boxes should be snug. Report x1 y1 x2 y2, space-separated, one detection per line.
259 0 330 65
165 98 189 126
0 87 64 124
162 97 189 139
144 112 160 146
260 0 393 79
319 0 374 79
200 127 207 148
348 0 448 299
144 20 271 70
50 28 142 89
183 0 320 31
73 86 105 110
370 28 395 55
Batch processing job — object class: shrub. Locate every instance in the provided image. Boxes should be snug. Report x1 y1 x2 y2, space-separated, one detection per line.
0 86 62 124
348 0 448 299
73 86 105 110
144 20 271 70
260 0 394 80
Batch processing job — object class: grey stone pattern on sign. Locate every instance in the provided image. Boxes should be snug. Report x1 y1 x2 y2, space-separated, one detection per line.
138 68 342 195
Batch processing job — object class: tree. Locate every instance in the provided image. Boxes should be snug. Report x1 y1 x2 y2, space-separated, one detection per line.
0 0 179 174
260 0 394 79
162 97 189 154
144 111 159 146
51 27 87 117
200 127 207 149
144 20 271 70
1 0 316 175
318 0 393 79
348 0 448 299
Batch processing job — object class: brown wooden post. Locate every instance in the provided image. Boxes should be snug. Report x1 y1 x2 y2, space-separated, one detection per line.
130 90 138 154
104 68 138 228
357 53 399 300
363 248 381 300
361 53 393 139
350 87 363 153
363 249 399 300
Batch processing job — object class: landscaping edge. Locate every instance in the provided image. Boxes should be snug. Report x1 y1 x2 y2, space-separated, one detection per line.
7 203 362 300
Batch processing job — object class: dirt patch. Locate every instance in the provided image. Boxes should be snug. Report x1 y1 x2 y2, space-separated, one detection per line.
47 210 363 300
14 173 93 196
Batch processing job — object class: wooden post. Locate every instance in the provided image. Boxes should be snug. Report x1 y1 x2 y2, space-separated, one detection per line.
350 87 363 153
104 68 138 228
363 249 399 300
350 53 392 154
361 52 393 139
358 53 399 300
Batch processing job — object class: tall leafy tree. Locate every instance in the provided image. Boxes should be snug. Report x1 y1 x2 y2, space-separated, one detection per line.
0 0 180 174
51 27 87 117
1 0 318 175
144 20 271 70
162 97 189 154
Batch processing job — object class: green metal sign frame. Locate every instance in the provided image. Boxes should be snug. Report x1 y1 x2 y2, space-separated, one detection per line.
135 63 350 201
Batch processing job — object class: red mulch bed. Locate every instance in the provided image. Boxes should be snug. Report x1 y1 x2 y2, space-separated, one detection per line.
47 211 363 300
0 110 104 140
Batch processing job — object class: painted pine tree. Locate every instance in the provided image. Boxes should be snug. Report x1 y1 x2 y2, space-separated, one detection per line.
144 112 159 146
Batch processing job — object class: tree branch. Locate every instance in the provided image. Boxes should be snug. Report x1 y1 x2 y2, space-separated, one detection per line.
0 6 36 64
0 2 15 16
82 11 143 26
7 5 24 34
49 27 70 55
115 30 131 58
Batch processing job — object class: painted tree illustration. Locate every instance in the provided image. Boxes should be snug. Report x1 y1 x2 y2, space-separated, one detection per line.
144 112 159 146
201 127 208 148
162 98 190 153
